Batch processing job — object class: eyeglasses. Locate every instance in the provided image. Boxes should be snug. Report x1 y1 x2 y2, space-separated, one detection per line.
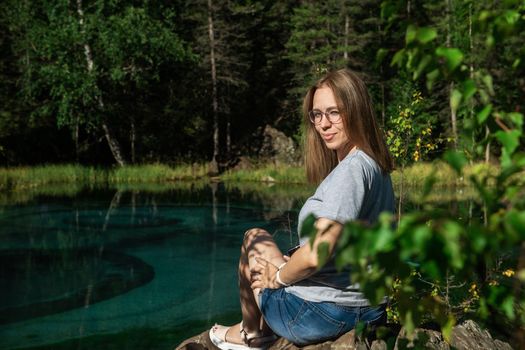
308 109 342 124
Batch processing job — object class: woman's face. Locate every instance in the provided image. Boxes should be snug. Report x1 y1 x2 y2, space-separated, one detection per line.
312 85 351 160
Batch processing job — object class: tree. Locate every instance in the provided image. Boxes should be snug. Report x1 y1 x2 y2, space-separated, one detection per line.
329 1 525 345
4 0 192 165
76 0 126 165
286 1 338 102
286 0 384 117
181 0 256 171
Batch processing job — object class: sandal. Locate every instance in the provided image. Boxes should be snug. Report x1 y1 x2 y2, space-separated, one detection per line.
209 322 277 350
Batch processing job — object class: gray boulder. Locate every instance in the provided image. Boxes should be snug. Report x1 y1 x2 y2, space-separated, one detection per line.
258 125 300 165
175 320 513 350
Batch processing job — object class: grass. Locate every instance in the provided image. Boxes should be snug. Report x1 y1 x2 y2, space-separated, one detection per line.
221 159 502 189
221 163 306 183
108 163 209 183
0 163 209 192
0 160 506 196
391 161 499 188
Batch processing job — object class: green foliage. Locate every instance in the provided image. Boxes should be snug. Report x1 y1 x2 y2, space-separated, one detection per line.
1 2 524 341
315 0 525 341
0 0 521 169
285 2 336 100
285 0 384 108
386 90 441 165
2 0 194 163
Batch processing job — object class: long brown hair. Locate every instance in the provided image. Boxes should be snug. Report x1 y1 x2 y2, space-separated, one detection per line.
303 69 394 184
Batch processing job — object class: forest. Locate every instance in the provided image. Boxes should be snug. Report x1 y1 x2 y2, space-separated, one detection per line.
1 0 524 347
0 0 521 170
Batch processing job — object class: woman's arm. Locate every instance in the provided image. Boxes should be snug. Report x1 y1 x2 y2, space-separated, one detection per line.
251 218 343 289
278 217 343 285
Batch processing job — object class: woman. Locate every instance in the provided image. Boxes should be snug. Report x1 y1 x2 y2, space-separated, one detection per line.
209 69 395 349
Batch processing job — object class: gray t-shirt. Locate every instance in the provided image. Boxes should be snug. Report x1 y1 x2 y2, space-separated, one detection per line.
286 149 395 306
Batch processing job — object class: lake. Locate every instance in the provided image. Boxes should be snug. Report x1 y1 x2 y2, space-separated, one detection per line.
0 180 476 349
0 183 309 349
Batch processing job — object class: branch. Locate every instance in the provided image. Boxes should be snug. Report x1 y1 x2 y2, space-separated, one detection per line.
494 115 511 132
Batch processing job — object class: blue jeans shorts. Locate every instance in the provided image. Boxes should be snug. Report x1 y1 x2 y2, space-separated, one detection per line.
259 288 386 346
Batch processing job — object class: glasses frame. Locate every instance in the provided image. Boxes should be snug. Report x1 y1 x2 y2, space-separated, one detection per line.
308 109 342 124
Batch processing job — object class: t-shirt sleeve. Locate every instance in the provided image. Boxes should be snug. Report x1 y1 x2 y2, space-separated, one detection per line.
315 159 368 224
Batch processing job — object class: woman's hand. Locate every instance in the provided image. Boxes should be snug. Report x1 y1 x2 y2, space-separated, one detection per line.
250 257 287 290
249 218 343 291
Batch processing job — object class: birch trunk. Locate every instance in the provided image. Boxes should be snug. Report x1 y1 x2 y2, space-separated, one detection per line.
76 0 127 166
208 0 219 174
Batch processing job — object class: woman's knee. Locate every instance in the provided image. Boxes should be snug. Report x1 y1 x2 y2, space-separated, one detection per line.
243 228 270 245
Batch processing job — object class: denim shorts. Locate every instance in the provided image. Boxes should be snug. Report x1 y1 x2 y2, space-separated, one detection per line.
259 288 386 346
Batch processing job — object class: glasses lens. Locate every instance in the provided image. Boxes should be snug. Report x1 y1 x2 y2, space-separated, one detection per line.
328 110 341 123
309 110 341 124
309 111 319 123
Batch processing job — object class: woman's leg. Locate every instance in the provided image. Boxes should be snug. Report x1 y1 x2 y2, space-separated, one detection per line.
212 228 285 344
241 228 285 332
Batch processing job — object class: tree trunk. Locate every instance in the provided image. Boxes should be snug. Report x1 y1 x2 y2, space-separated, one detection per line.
468 3 488 162
380 74 386 127
101 121 126 166
76 0 126 166
74 118 79 163
226 115 231 159
344 14 349 61
467 4 489 162
131 118 136 164
485 126 491 163
449 82 458 149
326 20 330 65
378 22 386 126
446 0 458 149
208 0 219 174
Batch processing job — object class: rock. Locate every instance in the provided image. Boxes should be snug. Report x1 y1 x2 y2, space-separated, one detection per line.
394 327 449 350
175 330 361 350
258 125 300 165
392 319 513 350
450 320 513 350
232 156 254 171
175 330 211 350
261 175 276 183
175 320 513 350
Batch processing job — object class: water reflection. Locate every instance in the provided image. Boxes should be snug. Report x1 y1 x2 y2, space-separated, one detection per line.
0 181 482 349
0 248 154 325
0 183 303 350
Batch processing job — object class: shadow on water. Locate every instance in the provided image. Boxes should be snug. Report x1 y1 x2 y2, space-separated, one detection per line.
0 248 155 325
0 180 482 350
0 181 309 350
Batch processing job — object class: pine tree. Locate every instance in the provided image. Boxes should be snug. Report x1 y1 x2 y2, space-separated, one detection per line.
286 1 384 109
183 0 253 170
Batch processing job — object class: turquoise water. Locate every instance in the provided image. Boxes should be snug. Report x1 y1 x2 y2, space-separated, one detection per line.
0 185 302 349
